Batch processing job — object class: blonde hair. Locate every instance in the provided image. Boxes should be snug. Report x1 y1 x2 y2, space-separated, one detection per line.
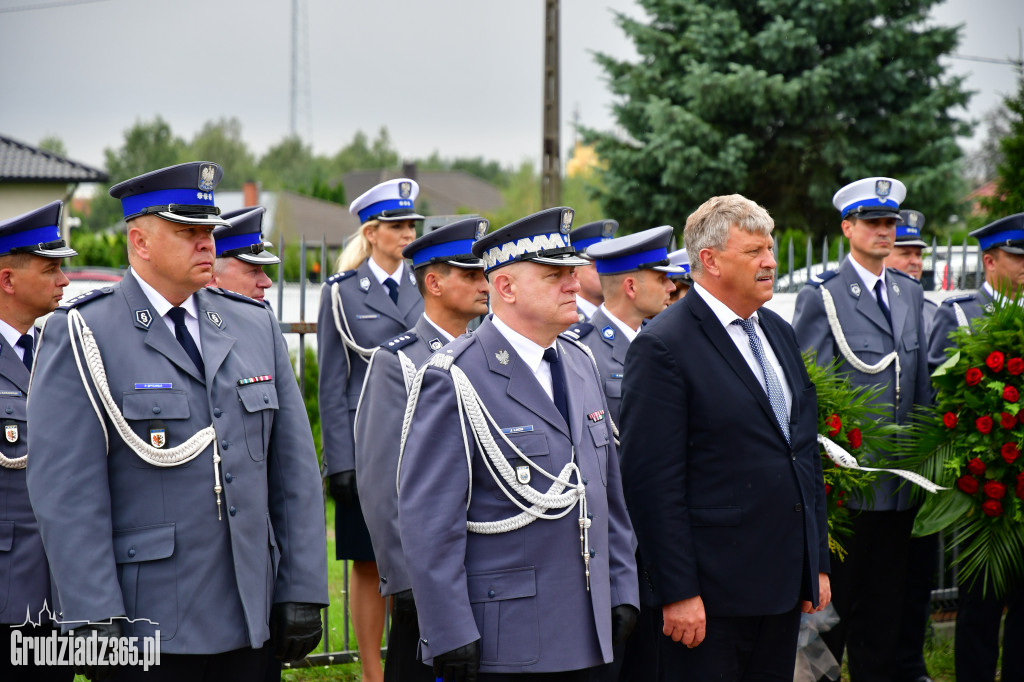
335 219 380 273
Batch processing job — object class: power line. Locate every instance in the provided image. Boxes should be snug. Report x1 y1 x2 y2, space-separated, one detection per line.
0 0 110 14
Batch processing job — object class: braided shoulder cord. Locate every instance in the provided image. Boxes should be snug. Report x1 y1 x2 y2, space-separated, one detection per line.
953 302 971 331
330 283 377 377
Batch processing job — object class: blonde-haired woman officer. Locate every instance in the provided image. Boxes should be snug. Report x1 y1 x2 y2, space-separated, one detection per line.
317 178 424 682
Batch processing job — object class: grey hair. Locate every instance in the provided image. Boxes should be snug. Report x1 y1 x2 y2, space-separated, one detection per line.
684 194 774 278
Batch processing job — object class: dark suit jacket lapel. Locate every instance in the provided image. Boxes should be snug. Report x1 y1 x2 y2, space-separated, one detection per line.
0 336 29 394
122 272 204 382
841 259 892 336
196 290 237 382
477 319 569 438
687 292 788 444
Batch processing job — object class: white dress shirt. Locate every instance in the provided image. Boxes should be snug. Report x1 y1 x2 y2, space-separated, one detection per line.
131 269 203 355
491 314 555 401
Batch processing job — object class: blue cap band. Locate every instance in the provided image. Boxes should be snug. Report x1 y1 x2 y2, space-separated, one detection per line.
896 225 921 239
358 198 416 223
411 238 476 267
0 224 61 254
842 197 899 217
215 232 262 257
573 236 607 251
977 228 1024 251
121 188 215 219
594 247 669 275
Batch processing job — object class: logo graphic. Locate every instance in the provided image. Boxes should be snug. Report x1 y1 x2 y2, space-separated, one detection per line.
398 181 412 199
198 164 217 191
359 277 371 291
908 212 919 227
475 220 488 241
429 339 443 351
135 310 152 328
602 221 616 238
516 465 531 485
850 282 862 297
560 209 574 234
206 311 223 328
495 349 510 366
601 326 615 340
5 424 18 443
149 428 166 449
875 179 891 198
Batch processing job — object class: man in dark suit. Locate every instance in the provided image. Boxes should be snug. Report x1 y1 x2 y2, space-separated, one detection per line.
0 201 76 682
619 194 831 681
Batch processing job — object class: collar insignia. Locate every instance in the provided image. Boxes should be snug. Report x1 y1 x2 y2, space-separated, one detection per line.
850 283 861 297
892 282 901 296
206 311 223 328
359 277 371 291
601 326 615 340
135 309 153 328
429 338 443 351
495 349 510 366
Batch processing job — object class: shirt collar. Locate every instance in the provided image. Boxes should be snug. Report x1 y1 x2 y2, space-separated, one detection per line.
422 312 456 343
491 313 548 373
576 296 599 320
983 281 1024 306
692 281 759 328
368 257 404 286
599 304 639 341
0 319 28 354
130 269 199 321
848 256 887 294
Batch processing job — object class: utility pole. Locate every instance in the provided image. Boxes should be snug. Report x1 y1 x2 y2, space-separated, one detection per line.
541 0 561 208
290 0 312 140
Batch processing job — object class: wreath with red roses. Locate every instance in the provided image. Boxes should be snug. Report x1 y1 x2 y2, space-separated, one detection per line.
913 297 1024 596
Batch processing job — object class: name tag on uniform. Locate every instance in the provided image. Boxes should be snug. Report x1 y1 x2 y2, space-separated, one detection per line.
356 314 380 320
135 383 172 390
501 425 534 434
610 373 623 379
0 390 23 397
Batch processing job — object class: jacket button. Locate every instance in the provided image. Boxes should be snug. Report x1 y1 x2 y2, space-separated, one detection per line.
590 548 596 558
794 503 803 512
225 472 233 483
487 589 495 598
127 547 136 558
229 506 237 516
583 477 589 486
214 408 222 418
380 576 387 584
152 406 161 414
4 407 11 415
263 394 270 404
587 512 593 520
221 439 229 450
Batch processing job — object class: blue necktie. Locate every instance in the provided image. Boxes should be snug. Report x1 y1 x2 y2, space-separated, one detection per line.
734 318 790 444
16 334 33 372
543 346 570 428
874 279 892 329
384 278 400 305
167 307 205 376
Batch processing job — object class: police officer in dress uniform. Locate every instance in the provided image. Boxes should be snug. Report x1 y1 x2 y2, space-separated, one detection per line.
208 206 279 304
568 225 679 682
884 209 939 682
354 217 490 682
666 248 693 304
317 178 424 682
0 201 76 682
792 177 931 682
398 207 639 681
927 214 1024 682
26 162 328 682
570 220 617 322
205 205 284 682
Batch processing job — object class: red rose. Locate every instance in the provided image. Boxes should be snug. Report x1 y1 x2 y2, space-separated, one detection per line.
826 413 842 437
984 480 1007 499
943 412 959 429
1003 443 1021 464
967 457 986 476
1001 412 1017 429
1005 386 1020 403
987 351 1006 373
977 415 994 434
847 428 862 449
1009 358 1024 376
825 483 832 494
982 499 1003 517
957 475 980 494
966 367 984 386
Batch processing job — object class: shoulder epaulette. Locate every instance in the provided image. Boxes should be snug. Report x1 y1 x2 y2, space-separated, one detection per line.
807 270 838 287
562 322 594 340
381 331 418 353
887 267 920 282
59 286 115 309
940 293 975 306
206 287 264 307
425 353 455 371
326 270 358 285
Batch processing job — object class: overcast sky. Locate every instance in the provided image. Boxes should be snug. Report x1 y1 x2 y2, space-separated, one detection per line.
1 0 1021 173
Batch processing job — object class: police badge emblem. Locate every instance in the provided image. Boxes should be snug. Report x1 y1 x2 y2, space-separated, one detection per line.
206 311 224 328
475 220 488 241
516 465 531 485
560 209 574 234
875 179 891 199
399 181 412 199
850 283 862 297
429 338 443 351
5 423 18 443
198 164 217 192
892 282 901 296
495 349 510 365
359 277 371 291
135 309 152 328
409 271 416 285
601 326 615 340
150 427 166 448
908 212 919 227
602 221 616 238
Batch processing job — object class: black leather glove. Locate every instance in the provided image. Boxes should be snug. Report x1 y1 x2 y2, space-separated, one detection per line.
432 640 480 682
611 604 639 646
71 620 122 681
270 602 323 663
329 470 358 507
391 589 417 625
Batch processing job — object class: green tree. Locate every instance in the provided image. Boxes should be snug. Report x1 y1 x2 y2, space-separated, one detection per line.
188 118 258 189
982 77 1024 216
332 127 400 174
37 135 67 157
258 135 332 190
584 0 972 237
